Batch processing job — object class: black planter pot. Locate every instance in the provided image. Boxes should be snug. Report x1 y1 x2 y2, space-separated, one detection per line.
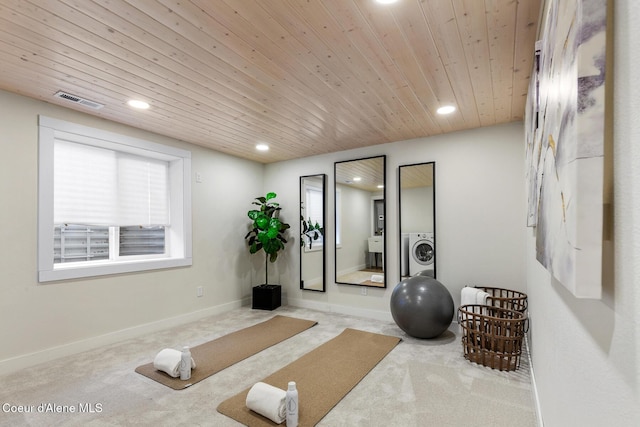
252 284 281 310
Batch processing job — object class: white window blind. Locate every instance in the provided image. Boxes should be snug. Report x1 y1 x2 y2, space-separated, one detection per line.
117 153 169 226
54 140 169 226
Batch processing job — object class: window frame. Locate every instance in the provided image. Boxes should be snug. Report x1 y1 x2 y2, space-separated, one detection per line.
38 116 192 282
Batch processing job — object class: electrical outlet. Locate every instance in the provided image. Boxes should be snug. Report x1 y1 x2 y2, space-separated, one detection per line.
361 287 367 296
196 286 204 297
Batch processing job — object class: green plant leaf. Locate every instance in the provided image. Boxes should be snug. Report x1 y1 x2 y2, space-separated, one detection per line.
255 215 269 229
257 231 269 245
266 192 276 200
269 217 281 228
263 239 280 254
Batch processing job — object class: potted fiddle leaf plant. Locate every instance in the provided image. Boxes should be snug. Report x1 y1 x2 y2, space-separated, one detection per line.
245 192 290 310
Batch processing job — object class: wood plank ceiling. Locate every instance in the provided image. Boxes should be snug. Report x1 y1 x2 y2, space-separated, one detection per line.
0 0 541 163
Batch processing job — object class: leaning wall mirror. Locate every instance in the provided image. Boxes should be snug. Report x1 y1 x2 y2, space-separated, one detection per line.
300 174 326 292
399 162 436 282
334 155 386 288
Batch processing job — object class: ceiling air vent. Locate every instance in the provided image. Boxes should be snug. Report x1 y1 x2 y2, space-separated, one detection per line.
53 91 104 110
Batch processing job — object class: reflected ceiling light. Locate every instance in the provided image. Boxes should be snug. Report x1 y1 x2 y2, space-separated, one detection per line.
127 99 150 109
353 177 362 182
437 105 456 115
256 143 269 151
377 184 384 189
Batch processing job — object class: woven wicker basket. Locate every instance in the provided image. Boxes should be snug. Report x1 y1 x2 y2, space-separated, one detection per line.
458 304 529 371
475 286 528 313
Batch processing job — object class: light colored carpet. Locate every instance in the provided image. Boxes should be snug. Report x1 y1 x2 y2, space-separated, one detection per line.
0 306 537 426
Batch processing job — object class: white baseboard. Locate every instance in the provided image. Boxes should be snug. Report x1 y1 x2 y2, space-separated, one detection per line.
0 299 246 376
287 297 393 322
526 335 544 427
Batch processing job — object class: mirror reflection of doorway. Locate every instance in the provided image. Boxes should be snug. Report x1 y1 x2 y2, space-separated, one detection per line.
334 155 386 288
373 199 384 236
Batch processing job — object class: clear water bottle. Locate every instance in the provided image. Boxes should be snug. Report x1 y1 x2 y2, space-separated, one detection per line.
286 381 298 427
179 346 191 380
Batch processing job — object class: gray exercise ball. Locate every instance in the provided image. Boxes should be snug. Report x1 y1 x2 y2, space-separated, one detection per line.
390 276 454 339
415 269 435 278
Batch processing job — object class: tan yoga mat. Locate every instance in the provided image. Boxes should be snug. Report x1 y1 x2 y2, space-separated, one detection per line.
217 328 401 426
135 315 317 390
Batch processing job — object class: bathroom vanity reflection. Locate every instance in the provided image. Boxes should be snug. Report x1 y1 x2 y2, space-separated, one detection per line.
399 162 436 282
300 174 326 292
334 155 386 288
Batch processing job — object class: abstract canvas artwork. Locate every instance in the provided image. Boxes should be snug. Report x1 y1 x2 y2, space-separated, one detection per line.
525 0 607 298
525 41 542 227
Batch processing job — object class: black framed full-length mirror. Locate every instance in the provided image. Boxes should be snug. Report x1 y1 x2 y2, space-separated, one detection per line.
399 162 436 283
300 174 326 292
334 155 386 288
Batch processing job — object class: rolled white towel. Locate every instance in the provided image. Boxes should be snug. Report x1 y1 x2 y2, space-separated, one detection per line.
246 382 287 424
476 290 490 306
461 286 479 307
371 274 384 283
153 348 197 378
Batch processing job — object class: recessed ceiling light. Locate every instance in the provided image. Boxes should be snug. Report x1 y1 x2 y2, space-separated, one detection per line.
256 144 269 151
437 105 456 115
376 0 399 4
127 99 150 109
377 185 384 189
353 177 362 182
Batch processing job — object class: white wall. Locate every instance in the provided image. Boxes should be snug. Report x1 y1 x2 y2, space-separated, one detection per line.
265 121 527 320
526 1 640 425
0 90 264 374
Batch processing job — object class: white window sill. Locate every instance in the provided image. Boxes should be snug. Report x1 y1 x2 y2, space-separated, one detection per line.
303 244 324 253
39 257 192 283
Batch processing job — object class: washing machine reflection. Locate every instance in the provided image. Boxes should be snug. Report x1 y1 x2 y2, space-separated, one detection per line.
408 232 435 276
